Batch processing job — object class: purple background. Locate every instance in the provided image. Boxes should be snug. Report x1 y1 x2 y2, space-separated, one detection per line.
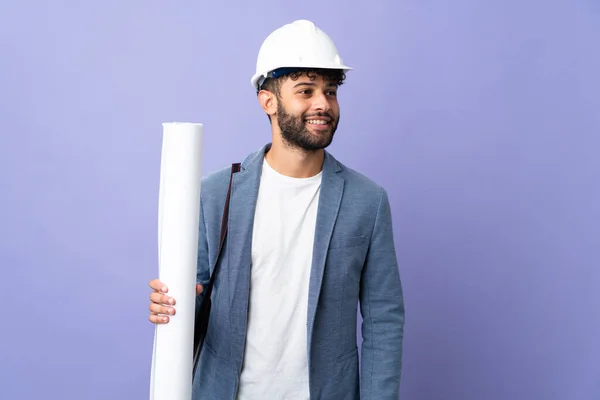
1 1 599 399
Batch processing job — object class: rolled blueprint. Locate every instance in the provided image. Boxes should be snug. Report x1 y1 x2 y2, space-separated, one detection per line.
150 122 203 400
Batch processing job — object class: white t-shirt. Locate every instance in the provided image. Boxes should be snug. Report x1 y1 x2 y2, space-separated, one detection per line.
236 157 322 400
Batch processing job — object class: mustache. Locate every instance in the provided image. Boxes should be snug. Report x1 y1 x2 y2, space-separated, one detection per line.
304 111 335 120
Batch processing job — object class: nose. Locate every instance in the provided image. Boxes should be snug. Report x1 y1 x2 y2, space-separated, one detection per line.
312 90 331 112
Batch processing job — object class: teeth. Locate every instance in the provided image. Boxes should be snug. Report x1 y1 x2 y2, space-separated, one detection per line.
307 120 328 125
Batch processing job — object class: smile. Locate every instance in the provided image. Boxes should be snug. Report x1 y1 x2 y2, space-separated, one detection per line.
306 120 328 125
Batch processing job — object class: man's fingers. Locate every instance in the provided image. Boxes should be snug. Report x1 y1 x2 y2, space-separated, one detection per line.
148 279 199 326
149 313 170 324
149 291 175 306
149 302 176 316
149 279 168 293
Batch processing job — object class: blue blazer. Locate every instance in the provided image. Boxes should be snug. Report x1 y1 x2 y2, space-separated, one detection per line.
193 144 405 399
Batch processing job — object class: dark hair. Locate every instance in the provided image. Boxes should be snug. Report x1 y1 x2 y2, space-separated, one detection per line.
258 68 346 96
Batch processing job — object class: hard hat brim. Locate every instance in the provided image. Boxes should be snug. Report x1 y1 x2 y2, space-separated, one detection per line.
251 64 353 90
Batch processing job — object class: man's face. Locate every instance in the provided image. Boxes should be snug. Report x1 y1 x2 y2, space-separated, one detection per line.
274 73 341 151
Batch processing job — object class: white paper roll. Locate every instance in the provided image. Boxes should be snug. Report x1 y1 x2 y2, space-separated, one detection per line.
150 122 203 400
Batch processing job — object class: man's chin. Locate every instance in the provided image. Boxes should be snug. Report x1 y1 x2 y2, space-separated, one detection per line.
281 129 334 151
302 137 334 151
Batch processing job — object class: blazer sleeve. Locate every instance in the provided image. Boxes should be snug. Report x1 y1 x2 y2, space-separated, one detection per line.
359 187 406 399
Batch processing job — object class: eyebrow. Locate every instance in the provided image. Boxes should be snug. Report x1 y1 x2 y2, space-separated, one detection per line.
293 82 338 88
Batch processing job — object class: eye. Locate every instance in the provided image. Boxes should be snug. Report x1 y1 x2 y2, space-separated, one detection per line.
327 90 338 97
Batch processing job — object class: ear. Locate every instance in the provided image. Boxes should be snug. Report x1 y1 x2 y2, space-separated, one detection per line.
257 90 278 119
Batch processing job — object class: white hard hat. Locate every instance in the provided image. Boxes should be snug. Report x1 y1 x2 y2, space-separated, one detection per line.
251 20 353 90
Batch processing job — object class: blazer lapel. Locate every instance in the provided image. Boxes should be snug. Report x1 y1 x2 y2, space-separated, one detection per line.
306 151 344 353
226 144 266 369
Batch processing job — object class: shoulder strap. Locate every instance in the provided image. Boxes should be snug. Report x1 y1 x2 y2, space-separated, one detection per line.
203 163 241 298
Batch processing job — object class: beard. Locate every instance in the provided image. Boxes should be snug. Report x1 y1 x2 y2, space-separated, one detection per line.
276 101 339 152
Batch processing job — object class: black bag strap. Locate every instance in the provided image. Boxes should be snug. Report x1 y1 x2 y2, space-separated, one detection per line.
203 162 241 299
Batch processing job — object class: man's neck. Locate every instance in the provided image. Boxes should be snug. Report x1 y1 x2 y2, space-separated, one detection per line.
265 137 325 179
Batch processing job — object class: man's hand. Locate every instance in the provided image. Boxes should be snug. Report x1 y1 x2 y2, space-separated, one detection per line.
148 279 204 324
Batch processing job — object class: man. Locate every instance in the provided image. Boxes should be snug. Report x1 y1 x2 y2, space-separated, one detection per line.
148 20 405 399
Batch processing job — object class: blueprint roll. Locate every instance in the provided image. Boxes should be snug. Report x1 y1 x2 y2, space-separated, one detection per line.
150 122 203 400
